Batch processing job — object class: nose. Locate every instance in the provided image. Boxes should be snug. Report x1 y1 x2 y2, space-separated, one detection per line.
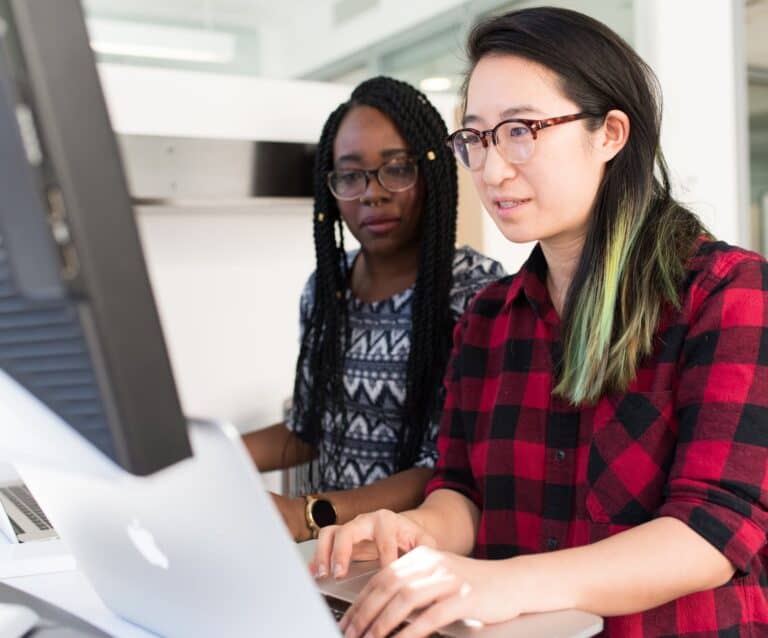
359 170 390 203
481 143 518 187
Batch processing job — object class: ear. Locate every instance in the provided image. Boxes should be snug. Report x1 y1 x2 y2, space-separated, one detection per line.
596 109 630 161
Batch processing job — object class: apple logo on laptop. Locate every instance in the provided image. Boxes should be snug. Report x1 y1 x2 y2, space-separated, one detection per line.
126 519 169 570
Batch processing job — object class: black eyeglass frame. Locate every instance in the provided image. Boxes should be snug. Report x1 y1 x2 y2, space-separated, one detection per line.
444 112 600 167
326 154 419 201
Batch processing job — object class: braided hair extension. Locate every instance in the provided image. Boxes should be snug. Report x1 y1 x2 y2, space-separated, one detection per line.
290 77 458 489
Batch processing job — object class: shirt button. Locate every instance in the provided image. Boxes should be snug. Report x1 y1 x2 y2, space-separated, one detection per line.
546 537 559 550
555 449 566 461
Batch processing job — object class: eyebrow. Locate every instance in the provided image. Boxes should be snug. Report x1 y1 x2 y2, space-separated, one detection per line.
336 147 410 164
462 104 544 127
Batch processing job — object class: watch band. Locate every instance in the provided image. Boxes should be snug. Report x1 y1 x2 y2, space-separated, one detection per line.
303 494 320 539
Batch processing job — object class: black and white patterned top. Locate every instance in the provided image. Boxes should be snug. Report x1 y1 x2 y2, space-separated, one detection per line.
287 245 505 491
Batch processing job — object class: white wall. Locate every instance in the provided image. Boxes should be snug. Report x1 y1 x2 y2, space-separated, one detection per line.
634 0 750 247
134 206 313 428
98 65 353 437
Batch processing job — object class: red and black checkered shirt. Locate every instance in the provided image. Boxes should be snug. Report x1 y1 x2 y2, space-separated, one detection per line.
425 240 768 637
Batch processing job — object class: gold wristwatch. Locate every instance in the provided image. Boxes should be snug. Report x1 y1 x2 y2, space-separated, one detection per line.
303 494 337 539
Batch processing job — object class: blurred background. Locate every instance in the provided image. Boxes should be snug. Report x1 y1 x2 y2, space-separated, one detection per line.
73 0 767 486
748 0 768 249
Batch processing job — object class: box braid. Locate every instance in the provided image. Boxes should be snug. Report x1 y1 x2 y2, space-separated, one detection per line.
291 76 458 488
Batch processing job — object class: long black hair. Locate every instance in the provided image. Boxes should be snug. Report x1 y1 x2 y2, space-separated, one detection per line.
291 76 458 488
464 8 705 403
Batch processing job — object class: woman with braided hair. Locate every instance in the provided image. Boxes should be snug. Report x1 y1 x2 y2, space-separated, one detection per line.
243 76 504 542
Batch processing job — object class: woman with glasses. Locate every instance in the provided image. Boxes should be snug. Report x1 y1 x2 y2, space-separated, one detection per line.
243 76 504 542
311 8 768 638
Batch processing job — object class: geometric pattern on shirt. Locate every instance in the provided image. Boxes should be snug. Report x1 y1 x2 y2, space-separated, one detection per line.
287 244 506 491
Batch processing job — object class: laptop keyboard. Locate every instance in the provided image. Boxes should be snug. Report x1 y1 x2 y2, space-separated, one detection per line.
10 517 24 536
323 595 448 637
0 484 53 531
325 595 348 622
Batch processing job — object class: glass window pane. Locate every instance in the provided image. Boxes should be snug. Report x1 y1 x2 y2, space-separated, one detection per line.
749 82 768 253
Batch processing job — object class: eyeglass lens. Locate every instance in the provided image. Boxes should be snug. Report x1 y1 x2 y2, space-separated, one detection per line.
328 157 417 200
452 121 534 170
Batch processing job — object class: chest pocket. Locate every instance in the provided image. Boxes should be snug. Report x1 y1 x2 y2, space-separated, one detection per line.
586 391 676 525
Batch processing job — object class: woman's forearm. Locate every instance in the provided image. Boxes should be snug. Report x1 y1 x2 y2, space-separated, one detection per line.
402 488 480 555
513 516 736 617
241 422 316 472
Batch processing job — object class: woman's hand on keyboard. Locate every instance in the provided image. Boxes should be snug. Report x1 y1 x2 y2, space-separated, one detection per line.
338 545 523 638
309 509 436 579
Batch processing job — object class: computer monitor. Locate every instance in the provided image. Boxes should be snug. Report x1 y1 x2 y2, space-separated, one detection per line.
0 0 191 475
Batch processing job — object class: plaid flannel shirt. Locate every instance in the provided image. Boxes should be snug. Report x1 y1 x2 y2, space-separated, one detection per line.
425 240 768 637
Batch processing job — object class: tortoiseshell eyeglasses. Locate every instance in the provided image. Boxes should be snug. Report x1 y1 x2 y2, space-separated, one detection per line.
445 112 600 170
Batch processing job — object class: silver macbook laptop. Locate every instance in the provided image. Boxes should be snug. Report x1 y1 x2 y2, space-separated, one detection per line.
0 467 57 544
0 369 602 638
0 482 57 544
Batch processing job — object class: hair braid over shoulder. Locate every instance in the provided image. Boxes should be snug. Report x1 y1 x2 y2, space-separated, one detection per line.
292 77 458 487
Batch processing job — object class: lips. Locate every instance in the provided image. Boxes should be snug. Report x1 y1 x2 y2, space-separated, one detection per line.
360 214 401 234
491 197 532 217
493 198 531 209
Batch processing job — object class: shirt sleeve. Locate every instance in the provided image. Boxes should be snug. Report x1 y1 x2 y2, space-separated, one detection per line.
285 272 316 445
656 254 768 573
449 248 507 321
424 312 482 507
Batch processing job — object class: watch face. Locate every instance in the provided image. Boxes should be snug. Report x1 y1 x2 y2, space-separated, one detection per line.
311 499 337 527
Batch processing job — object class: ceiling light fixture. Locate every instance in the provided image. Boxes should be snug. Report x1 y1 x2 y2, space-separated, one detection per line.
86 18 236 64
419 77 452 92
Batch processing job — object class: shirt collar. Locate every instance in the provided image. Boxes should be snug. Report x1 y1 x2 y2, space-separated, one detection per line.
503 243 554 320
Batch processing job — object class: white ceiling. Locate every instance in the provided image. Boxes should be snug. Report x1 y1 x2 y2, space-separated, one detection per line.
82 0 768 78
